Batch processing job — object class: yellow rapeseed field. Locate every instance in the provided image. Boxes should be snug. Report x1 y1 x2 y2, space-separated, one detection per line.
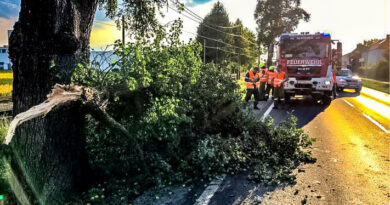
0 73 13 79
0 72 13 96
0 84 12 96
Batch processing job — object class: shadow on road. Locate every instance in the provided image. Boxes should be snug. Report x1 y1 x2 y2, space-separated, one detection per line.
270 90 360 128
207 173 281 205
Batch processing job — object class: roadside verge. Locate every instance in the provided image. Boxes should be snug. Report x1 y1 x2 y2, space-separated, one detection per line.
360 87 390 106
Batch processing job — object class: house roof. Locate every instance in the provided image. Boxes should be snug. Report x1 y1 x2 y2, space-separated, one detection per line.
368 37 388 51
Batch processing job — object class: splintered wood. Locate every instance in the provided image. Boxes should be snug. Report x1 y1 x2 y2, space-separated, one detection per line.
4 84 93 145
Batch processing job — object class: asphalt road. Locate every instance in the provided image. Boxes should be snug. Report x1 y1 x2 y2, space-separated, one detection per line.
134 90 390 205
203 90 390 205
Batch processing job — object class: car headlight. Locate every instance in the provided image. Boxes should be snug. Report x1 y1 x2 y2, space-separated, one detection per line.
325 81 331 85
352 75 360 80
339 79 346 83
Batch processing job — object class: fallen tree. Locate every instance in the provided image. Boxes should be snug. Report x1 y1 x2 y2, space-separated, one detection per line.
5 84 144 161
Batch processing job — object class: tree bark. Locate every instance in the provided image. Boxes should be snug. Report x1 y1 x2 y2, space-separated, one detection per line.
8 0 98 204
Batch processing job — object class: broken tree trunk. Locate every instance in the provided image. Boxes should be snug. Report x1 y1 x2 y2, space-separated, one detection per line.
8 0 99 203
4 84 145 203
5 85 143 154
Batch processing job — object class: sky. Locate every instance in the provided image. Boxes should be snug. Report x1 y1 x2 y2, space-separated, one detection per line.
0 0 389 54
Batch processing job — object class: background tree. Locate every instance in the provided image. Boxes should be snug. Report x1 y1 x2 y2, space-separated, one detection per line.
231 19 258 69
254 0 310 66
196 2 232 65
8 0 167 203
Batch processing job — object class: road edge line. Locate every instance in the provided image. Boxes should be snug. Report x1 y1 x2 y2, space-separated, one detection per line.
343 99 355 108
362 113 390 133
261 102 274 120
195 102 274 204
195 174 226 205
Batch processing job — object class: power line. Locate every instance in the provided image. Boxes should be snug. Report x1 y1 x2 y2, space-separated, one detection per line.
183 30 246 51
169 1 258 46
94 20 116 27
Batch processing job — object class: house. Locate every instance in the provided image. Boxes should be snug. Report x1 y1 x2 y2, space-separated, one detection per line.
342 34 389 68
0 30 12 70
362 35 389 66
0 46 11 70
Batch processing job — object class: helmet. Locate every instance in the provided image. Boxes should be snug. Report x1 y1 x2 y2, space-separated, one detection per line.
268 66 275 71
259 62 266 68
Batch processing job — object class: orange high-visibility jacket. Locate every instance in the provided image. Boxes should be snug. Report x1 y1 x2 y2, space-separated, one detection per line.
259 68 268 82
267 71 277 84
273 71 286 87
332 73 337 84
245 70 260 89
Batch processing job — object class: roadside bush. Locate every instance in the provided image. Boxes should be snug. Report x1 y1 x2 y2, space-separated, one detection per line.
72 21 314 203
0 117 10 196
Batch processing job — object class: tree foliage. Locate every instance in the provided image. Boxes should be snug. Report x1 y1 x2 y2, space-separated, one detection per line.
70 21 315 203
254 0 310 65
231 19 259 67
98 0 168 37
196 2 233 65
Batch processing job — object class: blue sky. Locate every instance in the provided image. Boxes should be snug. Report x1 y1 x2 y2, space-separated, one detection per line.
0 0 19 19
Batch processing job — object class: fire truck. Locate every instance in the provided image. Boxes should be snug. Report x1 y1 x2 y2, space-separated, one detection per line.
277 32 342 104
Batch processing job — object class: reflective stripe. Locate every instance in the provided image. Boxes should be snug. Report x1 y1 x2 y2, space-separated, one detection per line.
259 68 268 82
267 71 276 84
273 72 285 87
246 70 260 88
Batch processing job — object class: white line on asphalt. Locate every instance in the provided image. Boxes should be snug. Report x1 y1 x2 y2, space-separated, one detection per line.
195 104 274 204
262 102 274 120
363 113 390 133
343 99 355 108
195 174 226 205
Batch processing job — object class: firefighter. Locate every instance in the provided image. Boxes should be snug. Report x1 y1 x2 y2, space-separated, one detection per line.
332 70 338 99
273 65 288 109
245 66 260 109
265 66 276 100
258 62 268 101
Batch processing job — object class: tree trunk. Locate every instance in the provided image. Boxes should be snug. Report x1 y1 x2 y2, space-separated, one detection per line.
267 43 274 67
8 0 98 203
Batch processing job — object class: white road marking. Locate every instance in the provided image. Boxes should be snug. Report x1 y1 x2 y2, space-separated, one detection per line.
262 102 274 120
195 174 226 205
363 113 390 133
343 99 355 108
195 105 274 204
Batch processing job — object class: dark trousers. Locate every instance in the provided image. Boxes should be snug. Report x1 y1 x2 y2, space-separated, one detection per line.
273 86 285 107
245 88 259 108
333 84 337 99
265 84 274 99
259 82 267 100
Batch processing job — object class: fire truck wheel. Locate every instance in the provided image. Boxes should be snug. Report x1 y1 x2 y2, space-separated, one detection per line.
322 95 332 105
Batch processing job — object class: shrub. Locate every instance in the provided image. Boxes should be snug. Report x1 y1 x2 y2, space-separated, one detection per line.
0 117 10 195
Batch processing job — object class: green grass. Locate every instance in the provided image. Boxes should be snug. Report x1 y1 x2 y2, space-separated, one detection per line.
0 117 10 197
362 78 389 94
0 79 12 85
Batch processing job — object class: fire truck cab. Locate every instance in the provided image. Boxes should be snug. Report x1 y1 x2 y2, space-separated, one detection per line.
277 32 337 104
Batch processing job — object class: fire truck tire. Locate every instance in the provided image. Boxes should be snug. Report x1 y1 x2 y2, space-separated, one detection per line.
355 88 361 93
322 95 332 105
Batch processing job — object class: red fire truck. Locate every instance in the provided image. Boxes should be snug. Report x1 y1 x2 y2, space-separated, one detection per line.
277 32 341 104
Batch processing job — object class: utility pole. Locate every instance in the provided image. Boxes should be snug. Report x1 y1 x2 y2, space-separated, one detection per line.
238 26 241 66
203 39 206 64
122 15 125 45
